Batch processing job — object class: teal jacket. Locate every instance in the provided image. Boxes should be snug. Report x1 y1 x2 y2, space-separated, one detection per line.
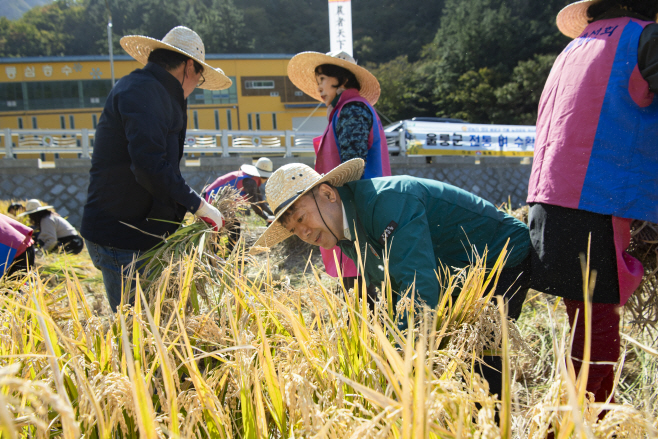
335 176 530 309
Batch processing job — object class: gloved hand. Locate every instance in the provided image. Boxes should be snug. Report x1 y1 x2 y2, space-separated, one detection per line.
195 198 225 231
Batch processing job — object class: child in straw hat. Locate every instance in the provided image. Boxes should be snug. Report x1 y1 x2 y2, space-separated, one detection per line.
287 51 391 304
254 159 532 402
81 26 229 311
528 0 658 409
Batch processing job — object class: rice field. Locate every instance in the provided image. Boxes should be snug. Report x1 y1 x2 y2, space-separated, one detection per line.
1 195 657 438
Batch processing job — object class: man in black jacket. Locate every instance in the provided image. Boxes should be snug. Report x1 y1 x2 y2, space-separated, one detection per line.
81 26 229 311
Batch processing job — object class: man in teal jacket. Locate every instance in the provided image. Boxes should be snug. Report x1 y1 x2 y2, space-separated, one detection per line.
253 159 531 400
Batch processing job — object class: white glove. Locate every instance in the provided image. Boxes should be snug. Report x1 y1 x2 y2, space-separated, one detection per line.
195 199 225 231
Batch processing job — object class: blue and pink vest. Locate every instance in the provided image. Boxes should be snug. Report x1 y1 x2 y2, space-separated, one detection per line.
203 171 262 202
528 17 658 222
0 214 33 275
528 17 657 304
314 88 391 277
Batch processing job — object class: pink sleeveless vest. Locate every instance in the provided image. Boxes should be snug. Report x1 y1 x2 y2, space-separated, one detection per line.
528 17 652 304
0 215 33 274
314 89 391 278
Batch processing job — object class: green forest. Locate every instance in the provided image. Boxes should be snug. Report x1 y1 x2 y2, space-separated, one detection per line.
0 0 573 124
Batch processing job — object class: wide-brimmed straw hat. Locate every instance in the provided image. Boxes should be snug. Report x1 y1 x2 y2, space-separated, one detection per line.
18 199 53 217
287 51 381 105
241 157 274 178
120 26 232 90
557 0 658 38
251 159 365 251
556 0 598 38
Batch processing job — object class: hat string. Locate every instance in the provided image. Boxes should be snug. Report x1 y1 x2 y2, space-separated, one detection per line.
274 189 305 215
311 189 341 245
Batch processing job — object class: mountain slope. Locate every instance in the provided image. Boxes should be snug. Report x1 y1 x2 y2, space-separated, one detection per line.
1 0 53 20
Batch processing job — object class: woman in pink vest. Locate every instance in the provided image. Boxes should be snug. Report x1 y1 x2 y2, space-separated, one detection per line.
529 0 658 410
288 51 391 306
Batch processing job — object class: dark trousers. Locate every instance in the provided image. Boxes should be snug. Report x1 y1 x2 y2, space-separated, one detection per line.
57 235 85 254
478 255 531 401
226 221 241 254
6 245 35 277
343 276 378 312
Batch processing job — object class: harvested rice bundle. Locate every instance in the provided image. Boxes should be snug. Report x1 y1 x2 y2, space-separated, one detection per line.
137 185 248 310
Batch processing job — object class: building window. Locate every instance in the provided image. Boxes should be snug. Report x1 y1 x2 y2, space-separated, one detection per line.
69 115 75 129
92 114 98 128
226 110 232 130
60 115 66 129
255 113 261 130
245 80 275 89
269 91 279 97
193 110 199 129
186 76 238 105
214 110 220 130
294 91 304 97
272 113 277 130
31 116 37 129
247 114 253 130
17 117 23 129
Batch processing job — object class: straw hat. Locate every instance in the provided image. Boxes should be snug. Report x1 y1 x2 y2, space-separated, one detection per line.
241 157 274 178
556 0 597 38
287 51 381 105
251 159 365 250
557 0 658 38
120 26 232 91
18 199 53 217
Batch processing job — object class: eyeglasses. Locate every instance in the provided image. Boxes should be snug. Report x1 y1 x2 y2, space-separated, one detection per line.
197 72 206 87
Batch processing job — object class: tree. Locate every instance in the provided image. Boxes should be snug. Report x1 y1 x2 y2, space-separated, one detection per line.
494 54 557 124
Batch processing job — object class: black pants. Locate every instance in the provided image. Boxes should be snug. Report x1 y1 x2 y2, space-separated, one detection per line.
528 202 619 303
6 245 35 277
226 221 241 254
478 255 531 402
56 235 85 255
343 276 378 312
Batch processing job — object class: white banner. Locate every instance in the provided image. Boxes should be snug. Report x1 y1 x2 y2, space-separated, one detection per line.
403 121 536 157
328 0 353 56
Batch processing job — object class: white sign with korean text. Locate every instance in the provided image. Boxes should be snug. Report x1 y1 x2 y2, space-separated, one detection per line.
328 0 353 56
404 121 536 157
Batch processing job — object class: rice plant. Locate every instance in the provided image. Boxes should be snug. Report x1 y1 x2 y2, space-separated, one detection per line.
0 196 656 438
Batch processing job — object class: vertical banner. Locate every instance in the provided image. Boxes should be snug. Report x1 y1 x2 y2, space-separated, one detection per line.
328 0 353 56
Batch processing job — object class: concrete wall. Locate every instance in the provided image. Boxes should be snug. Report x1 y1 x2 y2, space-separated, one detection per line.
0 156 532 228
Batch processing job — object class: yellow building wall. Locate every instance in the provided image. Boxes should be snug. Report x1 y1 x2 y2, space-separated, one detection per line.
0 56 319 132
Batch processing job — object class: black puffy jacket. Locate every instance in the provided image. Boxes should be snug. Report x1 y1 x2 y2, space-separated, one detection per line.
81 62 201 251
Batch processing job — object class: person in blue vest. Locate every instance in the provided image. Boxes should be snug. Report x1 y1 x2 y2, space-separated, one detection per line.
528 0 658 409
253 159 532 401
202 157 275 253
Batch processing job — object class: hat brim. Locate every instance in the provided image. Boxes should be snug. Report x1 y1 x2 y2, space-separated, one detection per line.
241 164 272 178
556 1 594 38
18 205 53 217
120 35 233 91
250 158 365 252
287 52 381 105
